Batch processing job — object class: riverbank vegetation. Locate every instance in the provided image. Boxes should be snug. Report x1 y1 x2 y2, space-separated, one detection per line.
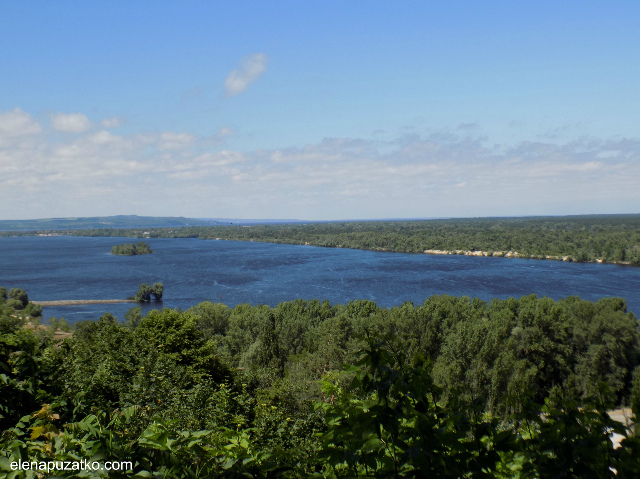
2 287 640 476
111 242 153 255
8 214 640 265
0 287 42 326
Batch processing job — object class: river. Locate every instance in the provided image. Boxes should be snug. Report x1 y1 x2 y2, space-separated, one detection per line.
1 235 638 322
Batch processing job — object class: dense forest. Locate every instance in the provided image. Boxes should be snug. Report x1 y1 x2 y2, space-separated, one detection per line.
111 242 153 256
2 286 640 476
6 215 640 265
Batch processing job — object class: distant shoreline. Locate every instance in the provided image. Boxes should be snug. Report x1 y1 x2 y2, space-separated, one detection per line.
3 214 639 267
32 299 137 306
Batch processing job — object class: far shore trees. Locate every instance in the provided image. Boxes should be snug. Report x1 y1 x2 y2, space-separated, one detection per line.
49 215 640 265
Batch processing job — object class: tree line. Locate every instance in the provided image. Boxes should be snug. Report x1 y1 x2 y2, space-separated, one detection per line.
1 288 640 476
10 214 640 265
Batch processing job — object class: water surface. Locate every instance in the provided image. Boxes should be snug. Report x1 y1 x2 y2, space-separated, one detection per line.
1 236 638 322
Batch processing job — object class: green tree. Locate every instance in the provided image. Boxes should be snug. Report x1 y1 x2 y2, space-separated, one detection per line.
187 301 230 338
136 308 231 382
254 310 285 374
133 283 163 302
124 306 143 328
48 316 71 332
8 288 29 308
136 241 153 254
151 282 164 301
23 302 43 317
134 283 152 302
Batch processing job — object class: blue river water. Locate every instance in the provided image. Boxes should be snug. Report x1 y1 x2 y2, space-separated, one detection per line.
1 236 638 322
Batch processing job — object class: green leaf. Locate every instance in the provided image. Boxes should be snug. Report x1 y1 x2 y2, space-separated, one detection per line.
132 471 153 478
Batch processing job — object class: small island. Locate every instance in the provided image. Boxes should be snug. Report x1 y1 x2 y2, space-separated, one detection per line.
111 241 153 255
132 282 163 302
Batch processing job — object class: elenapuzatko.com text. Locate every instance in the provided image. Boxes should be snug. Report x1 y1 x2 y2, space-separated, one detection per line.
10 459 133 474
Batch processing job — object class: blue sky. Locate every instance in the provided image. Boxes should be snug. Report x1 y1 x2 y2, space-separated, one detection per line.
1 1 639 220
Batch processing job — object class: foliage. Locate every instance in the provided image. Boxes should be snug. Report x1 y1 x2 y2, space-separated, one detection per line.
0 328 66 431
2 340 640 477
110 242 153 256
187 301 230 338
133 283 163 302
631 366 640 427
123 307 142 328
8 290 28 310
1 288 639 476
47 317 71 332
0 287 42 334
315 340 640 477
0 403 290 478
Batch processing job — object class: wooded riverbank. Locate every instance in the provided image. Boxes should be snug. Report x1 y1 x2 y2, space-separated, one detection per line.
9 215 638 265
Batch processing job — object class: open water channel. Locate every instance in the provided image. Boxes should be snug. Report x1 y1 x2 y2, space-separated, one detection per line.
1 235 638 322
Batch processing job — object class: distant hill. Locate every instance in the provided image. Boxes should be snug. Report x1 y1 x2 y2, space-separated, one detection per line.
0 215 229 231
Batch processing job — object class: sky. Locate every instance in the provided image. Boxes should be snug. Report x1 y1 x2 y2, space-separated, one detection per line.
1 1 639 221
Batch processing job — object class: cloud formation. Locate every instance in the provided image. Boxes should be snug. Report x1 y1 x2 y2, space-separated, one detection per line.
0 108 42 140
101 117 122 128
224 53 268 97
457 122 479 131
158 132 196 151
50 112 92 133
216 127 234 138
1 107 638 220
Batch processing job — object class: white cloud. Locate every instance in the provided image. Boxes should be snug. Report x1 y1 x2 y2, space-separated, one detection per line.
167 151 245 180
158 132 196 150
50 112 92 133
216 127 234 137
91 130 116 145
0 108 42 139
101 117 122 128
1 107 639 220
224 53 268 97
